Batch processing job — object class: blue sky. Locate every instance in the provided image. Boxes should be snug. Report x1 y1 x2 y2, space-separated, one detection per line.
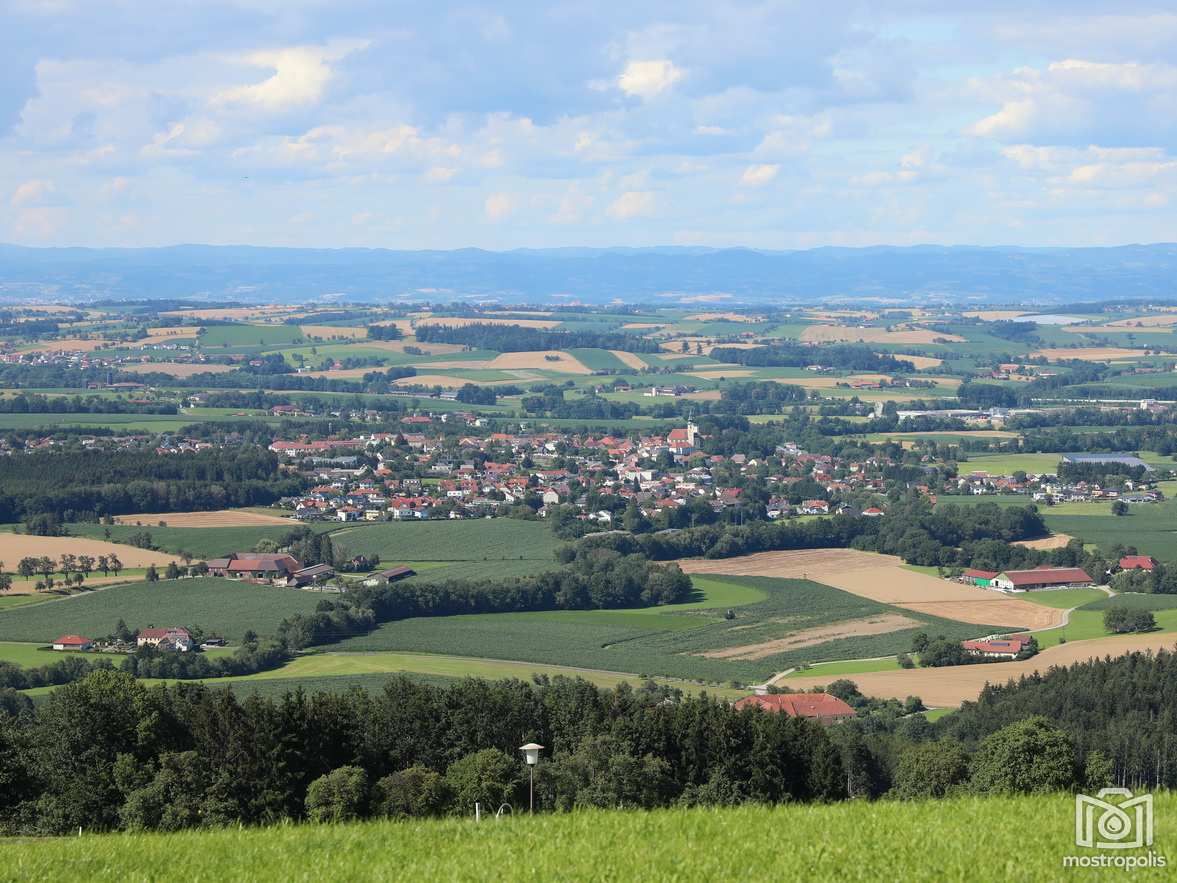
1 1 1175 249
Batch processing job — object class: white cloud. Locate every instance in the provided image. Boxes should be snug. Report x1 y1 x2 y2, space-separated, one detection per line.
484 192 516 221
968 59 1177 142
10 179 55 207
213 40 369 112
425 166 458 182
740 164 779 187
550 186 594 224
608 190 656 219
617 59 683 100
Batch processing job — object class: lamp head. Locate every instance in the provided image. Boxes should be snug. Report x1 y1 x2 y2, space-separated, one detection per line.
519 742 543 766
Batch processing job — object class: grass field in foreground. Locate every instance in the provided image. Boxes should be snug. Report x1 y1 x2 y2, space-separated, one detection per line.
0 578 324 643
5 794 1173 881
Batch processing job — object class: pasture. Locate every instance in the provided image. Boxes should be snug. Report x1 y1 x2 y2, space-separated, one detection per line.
335 575 1003 684
199 324 307 347
330 518 562 563
0 578 323 643
66 522 330 559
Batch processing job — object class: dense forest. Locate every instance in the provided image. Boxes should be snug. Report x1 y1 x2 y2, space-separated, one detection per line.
0 449 302 521
414 323 663 354
709 343 914 372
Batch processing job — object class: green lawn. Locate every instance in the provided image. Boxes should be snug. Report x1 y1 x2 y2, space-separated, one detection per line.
1038 607 1177 648
0 578 324 643
780 656 902 680
6 794 1173 881
1045 504 1177 559
0 594 51 611
0 640 92 666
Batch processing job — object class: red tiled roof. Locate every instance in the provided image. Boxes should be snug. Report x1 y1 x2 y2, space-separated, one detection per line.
733 693 856 720
53 635 92 646
964 569 998 579
1120 555 1157 571
996 567 1091 586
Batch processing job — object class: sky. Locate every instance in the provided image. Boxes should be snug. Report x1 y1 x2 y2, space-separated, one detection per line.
1 1 1176 250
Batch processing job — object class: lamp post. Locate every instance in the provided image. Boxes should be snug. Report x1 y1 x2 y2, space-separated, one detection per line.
519 742 543 814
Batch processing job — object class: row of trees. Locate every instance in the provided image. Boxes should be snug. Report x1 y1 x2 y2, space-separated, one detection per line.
414 323 663 354
0 655 1150 834
276 549 691 651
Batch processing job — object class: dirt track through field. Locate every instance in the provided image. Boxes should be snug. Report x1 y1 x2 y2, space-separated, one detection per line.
678 549 1060 629
700 614 920 660
783 634 1177 706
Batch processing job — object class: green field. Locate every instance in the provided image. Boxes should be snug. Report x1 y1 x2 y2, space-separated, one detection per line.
200 325 307 347
959 453 1063 475
1016 588 1106 609
330 518 563 562
67 521 333 559
0 578 323 643
5 794 1173 881
335 575 1006 684
1045 507 1177 560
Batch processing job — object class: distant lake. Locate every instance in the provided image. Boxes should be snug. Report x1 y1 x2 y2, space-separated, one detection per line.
1022 314 1081 325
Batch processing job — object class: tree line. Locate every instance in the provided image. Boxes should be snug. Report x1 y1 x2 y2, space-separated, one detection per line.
709 343 914 372
414 323 663 354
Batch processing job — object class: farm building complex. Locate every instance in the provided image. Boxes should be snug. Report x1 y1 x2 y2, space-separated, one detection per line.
990 567 1094 591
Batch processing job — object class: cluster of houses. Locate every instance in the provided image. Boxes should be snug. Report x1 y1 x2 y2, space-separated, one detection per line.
52 626 195 654
265 423 905 526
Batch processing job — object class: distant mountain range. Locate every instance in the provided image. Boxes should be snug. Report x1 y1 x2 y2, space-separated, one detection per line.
2 242 1176 305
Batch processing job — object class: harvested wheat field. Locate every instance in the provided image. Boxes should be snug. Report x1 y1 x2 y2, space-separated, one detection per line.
962 310 1028 321
701 614 921 660
685 312 762 323
1031 347 1145 362
487 351 592 374
145 326 200 339
18 337 109 353
0 535 178 570
298 367 387 379
121 362 235 377
682 390 722 401
678 549 1058 629
622 322 666 330
801 325 965 345
1014 533 1076 550
783 634 1177 706
609 350 648 369
299 325 369 339
114 509 293 528
885 353 943 369
161 307 292 321
366 338 469 356
1105 314 1177 327
415 317 560 330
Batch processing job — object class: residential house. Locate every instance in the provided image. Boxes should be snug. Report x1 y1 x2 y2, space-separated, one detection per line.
733 693 856 724
52 635 93 651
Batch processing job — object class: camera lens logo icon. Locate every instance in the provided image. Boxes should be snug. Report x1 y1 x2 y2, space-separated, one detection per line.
1076 788 1154 850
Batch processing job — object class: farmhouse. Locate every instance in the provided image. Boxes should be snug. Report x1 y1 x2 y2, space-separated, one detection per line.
734 693 856 724
990 566 1093 591
1120 555 1158 572
207 552 302 582
962 634 1032 660
52 635 93 651
137 627 194 652
282 563 336 587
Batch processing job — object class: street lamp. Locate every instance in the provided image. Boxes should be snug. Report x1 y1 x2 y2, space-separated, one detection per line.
519 742 543 814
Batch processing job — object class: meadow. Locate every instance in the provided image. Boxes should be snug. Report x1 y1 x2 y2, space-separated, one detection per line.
330 518 563 563
0 578 324 643
335 575 1002 684
67 521 334 559
5 794 1172 881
